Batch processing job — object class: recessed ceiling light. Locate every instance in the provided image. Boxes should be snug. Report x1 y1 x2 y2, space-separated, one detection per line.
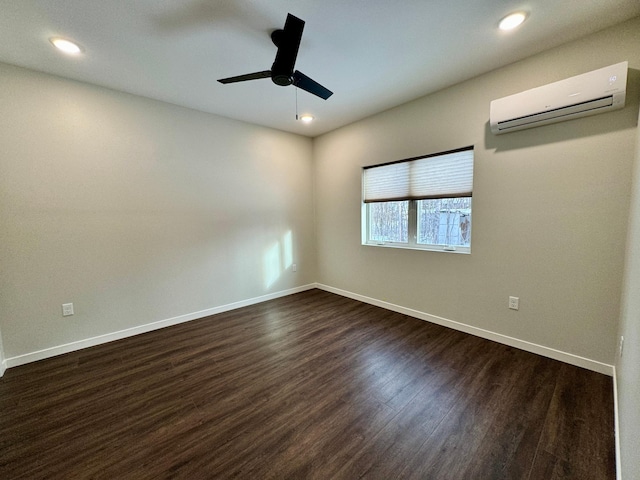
299 114 314 123
499 12 527 31
49 37 82 55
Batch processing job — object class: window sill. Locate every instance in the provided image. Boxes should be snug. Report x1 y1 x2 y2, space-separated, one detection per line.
362 242 471 254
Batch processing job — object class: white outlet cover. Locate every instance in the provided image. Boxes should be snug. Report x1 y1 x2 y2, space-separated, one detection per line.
62 303 74 316
508 296 519 310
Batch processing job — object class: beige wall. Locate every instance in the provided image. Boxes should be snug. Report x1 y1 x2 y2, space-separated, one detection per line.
0 63 315 360
314 17 640 367
616 102 640 480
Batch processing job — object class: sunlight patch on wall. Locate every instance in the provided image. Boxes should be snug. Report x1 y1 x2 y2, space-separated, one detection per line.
263 230 294 289
263 242 281 289
283 230 293 269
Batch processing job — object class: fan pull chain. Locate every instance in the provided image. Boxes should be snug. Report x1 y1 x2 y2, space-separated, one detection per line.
295 86 299 120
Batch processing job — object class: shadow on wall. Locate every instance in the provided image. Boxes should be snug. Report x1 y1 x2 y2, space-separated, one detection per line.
484 68 640 152
152 0 272 44
263 230 294 289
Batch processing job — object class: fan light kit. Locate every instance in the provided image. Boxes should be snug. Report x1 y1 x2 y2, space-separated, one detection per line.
299 114 314 123
218 13 333 100
499 12 527 31
50 37 82 54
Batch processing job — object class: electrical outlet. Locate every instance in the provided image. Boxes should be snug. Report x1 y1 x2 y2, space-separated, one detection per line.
508 296 519 310
292 263 297 272
62 303 74 317
619 336 624 357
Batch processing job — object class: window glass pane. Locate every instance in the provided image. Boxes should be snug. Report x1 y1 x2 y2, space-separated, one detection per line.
369 201 409 243
417 198 471 247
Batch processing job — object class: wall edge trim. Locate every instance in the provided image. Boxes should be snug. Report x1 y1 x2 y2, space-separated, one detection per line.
317 283 614 376
4 284 317 369
613 366 622 480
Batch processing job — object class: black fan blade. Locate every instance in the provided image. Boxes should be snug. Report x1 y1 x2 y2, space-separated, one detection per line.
218 71 272 84
293 70 333 100
272 14 304 76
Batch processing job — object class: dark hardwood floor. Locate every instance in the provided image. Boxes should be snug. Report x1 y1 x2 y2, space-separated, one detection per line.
0 289 615 479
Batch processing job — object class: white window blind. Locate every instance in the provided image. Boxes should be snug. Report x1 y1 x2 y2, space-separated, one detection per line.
363 146 474 203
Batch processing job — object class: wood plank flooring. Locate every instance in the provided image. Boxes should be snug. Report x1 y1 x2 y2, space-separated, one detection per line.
0 289 615 479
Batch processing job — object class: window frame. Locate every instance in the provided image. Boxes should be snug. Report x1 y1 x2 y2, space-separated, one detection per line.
361 146 473 254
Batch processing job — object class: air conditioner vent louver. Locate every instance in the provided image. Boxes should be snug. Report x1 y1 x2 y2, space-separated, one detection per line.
490 62 627 134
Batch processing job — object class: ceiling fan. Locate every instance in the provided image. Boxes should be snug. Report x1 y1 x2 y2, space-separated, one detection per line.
217 13 333 100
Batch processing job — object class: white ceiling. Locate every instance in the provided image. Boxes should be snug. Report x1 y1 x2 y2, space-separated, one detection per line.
1 1 639 137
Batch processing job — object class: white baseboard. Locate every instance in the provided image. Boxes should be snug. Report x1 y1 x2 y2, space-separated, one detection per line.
4 284 317 369
0 329 5 377
317 284 614 376
613 366 622 480
4 282 614 377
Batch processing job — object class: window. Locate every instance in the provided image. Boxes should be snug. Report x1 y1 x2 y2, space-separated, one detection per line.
362 146 473 253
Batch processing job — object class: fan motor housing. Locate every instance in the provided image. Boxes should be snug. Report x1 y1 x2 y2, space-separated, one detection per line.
272 74 293 86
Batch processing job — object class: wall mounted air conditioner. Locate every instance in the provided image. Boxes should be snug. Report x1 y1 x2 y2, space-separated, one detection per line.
490 61 627 134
